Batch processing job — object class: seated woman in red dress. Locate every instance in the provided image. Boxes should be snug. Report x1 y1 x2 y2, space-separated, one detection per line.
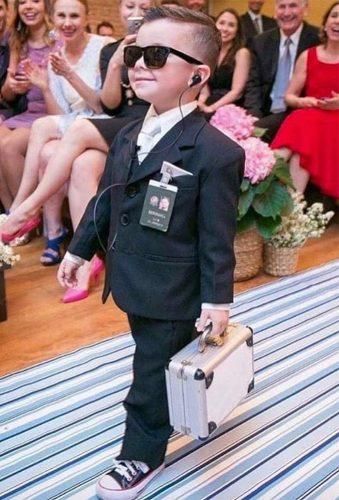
271 2 339 199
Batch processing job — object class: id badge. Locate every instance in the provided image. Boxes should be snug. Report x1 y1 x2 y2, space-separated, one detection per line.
140 180 178 232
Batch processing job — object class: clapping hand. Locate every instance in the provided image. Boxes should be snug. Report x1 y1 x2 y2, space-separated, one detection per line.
318 91 339 110
49 52 73 79
7 60 31 94
23 60 48 91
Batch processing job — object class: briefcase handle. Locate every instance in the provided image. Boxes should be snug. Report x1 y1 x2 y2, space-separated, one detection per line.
198 322 226 353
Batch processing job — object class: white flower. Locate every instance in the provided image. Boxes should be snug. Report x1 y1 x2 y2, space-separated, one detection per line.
268 191 334 248
0 214 21 267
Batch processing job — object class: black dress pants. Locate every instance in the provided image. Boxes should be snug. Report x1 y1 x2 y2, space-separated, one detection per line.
117 315 196 469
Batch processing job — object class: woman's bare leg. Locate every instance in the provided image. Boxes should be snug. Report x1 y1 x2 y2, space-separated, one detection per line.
0 119 108 236
39 141 68 265
274 147 292 162
67 149 106 291
11 117 61 210
16 119 108 213
68 149 106 228
0 127 30 204
290 153 310 193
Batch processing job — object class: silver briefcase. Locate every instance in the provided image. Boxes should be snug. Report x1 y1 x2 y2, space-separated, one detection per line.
165 323 254 440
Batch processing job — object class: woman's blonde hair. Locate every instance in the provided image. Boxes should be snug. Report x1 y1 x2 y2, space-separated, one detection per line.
52 0 89 15
9 0 53 59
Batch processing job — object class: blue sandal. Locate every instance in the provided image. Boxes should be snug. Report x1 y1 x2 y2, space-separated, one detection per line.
40 228 68 267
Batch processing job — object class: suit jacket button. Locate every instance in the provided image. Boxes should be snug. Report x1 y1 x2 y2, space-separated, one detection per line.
120 214 130 226
125 185 138 198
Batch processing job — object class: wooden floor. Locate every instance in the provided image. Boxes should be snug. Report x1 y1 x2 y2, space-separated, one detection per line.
1 223 338 377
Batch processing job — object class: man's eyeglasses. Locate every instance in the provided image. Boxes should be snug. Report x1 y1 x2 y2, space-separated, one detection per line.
124 45 203 69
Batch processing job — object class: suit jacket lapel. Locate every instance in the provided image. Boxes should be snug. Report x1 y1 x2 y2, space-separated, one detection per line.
244 13 256 37
270 30 281 78
118 119 143 182
297 23 312 57
122 110 207 185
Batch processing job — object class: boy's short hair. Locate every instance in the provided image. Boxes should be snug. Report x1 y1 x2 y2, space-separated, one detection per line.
143 6 221 72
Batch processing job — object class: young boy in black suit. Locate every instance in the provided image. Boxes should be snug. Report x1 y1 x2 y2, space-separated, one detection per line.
58 6 245 499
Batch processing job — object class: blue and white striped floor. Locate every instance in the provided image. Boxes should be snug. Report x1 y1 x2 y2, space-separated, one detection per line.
1 260 338 499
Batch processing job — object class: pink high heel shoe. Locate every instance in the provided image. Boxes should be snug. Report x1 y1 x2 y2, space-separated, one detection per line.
62 256 105 304
1 216 41 244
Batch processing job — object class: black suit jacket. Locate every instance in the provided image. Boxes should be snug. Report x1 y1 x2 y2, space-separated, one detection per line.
244 22 319 117
240 12 277 47
68 110 244 320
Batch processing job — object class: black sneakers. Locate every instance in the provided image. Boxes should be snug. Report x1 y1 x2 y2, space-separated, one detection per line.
96 459 165 499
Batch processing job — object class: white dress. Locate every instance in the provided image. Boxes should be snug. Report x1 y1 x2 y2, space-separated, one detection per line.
48 34 112 134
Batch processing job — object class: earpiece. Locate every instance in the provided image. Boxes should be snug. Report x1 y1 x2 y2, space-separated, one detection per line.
189 74 202 87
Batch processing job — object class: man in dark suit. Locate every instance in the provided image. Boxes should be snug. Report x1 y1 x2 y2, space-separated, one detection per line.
244 0 319 142
58 7 244 499
241 0 277 47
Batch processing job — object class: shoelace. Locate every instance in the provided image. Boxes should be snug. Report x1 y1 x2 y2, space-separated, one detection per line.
111 460 149 482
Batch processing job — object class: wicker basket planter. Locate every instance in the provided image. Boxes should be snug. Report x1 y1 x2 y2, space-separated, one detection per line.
264 244 300 276
234 229 263 282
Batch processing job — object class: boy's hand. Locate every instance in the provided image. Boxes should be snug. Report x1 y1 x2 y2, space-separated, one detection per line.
197 309 229 337
57 257 83 288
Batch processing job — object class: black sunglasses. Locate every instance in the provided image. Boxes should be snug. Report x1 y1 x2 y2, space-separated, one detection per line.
124 45 203 69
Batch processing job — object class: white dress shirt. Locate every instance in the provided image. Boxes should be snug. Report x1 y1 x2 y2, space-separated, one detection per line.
269 24 303 106
248 10 263 34
137 101 197 163
278 24 303 78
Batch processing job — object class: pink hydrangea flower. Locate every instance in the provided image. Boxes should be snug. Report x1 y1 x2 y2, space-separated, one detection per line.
210 104 256 140
239 137 276 184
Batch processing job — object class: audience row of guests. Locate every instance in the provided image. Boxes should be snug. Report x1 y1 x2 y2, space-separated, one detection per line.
0 0 338 304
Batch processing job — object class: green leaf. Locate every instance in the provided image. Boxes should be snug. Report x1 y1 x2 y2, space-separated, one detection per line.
237 209 256 233
256 215 282 239
253 126 267 138
272 159 294 187
240 178 250 192
281 190 294 215
254 174 273 194
252 182 291 218
238 189 255 218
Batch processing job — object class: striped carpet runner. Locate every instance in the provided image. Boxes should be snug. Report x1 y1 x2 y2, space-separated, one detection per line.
1 260 338 499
